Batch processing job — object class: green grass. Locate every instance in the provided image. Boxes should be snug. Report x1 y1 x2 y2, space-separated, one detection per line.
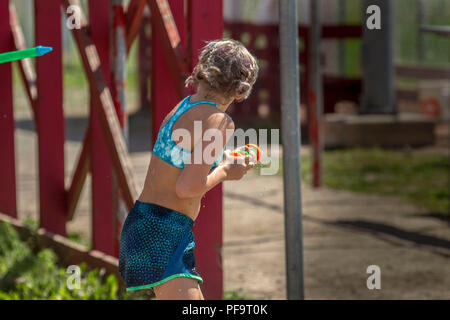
67 231 92 249
0 220 151 300
22 218 91 249
21 218 38 230
4 217 253 300
279 148 449 216
223 289 252 300
0 220 132 300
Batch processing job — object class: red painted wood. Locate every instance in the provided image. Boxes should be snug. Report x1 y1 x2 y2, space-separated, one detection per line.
321 25 363 39
112 3 127 127
89 0 115 256
148 0 188 98
112 1 128 258
126 0 146 53
67 127 91 221
0 1 17 218
61 0 138 212
224 23 362 126
188 0 224 300
10 6 37 116
34 1 66 235
138 15 151 113
151 0 186 141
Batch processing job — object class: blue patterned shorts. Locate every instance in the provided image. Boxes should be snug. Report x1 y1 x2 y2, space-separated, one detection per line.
119 200 203 292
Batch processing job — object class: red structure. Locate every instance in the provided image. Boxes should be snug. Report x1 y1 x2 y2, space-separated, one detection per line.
150 0 224 299
0 0 223 299
224 23 362 125
0 0 363 300
0 1 16 219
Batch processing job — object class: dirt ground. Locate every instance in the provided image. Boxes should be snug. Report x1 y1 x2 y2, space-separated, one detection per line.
12 110 450 300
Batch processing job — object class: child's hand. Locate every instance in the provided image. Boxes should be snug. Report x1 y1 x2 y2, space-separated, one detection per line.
221 155 255 181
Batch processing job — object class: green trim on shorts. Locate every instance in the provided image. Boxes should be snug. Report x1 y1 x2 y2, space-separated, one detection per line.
126 273 203 292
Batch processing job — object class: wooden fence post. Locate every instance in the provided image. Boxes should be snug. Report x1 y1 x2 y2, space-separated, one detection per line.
0 0 17 218
35 0 66 235
89 0 116 256
151 0 187 140
188 0 224 300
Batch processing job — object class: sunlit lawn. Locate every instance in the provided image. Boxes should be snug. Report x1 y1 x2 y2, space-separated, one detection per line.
279 148 449 216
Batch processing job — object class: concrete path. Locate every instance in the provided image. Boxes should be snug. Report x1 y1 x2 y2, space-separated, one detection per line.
223 172 449 299
12 112 450 299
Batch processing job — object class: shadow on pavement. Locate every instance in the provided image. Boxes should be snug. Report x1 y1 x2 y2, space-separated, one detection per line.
15 109 152 154
329 219 450 255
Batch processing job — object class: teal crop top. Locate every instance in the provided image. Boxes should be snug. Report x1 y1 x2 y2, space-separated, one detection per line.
152 95 225 169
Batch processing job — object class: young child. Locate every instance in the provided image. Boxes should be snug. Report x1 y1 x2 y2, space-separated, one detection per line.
119 39 259 300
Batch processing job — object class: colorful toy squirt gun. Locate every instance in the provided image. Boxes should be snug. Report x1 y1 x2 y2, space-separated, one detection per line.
0 46 53 64
226 144 261 164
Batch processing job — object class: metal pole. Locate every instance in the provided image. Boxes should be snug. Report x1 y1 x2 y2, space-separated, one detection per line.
417 0 425 62
361 0 396 114
338 0 346 75
309 0 323 188
279 0 304 300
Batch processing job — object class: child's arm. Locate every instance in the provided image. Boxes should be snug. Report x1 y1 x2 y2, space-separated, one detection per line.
175 112 253 198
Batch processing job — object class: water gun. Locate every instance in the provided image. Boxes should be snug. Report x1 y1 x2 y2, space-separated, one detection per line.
229 143 261 164
0 46 53 64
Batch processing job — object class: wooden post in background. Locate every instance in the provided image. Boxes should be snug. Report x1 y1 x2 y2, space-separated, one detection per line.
138 13 151 115
309 0 323 188
188 0 224 300
151 0 186 141
89 0 115 255
0 0 17 218
35 1 66 235
112 0 128 257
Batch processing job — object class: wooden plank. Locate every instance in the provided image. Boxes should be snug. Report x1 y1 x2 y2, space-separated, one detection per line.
309 0 323 188
147 0 188 97
396 64 450 80
66 127 91 221
112 0 128 258
0 1 17 218
112 1 128 128
126 0 146 53
138 15 151 113
9 5 37 116
89 0 116 257
35 0 66 236
420 25 450 37
188 0 224 300
0 213 125 289
299 24 362 39
151 0 186 140
321 25 363 39
396 88 419 102
62 0 138 212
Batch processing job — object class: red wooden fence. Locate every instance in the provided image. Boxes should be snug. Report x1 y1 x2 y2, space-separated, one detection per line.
35 1 66 236
0 1 16 219
89 0 115 257
189 0 224 301
224 23 363 125
0 0 224 299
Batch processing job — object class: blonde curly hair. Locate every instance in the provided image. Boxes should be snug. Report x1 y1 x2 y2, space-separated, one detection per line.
185 39 259 101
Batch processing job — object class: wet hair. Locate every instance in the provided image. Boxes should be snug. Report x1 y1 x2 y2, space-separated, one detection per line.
185 39 259 101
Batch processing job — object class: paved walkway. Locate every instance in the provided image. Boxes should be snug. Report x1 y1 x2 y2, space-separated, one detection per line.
13 112 450 299
223 172 449 299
